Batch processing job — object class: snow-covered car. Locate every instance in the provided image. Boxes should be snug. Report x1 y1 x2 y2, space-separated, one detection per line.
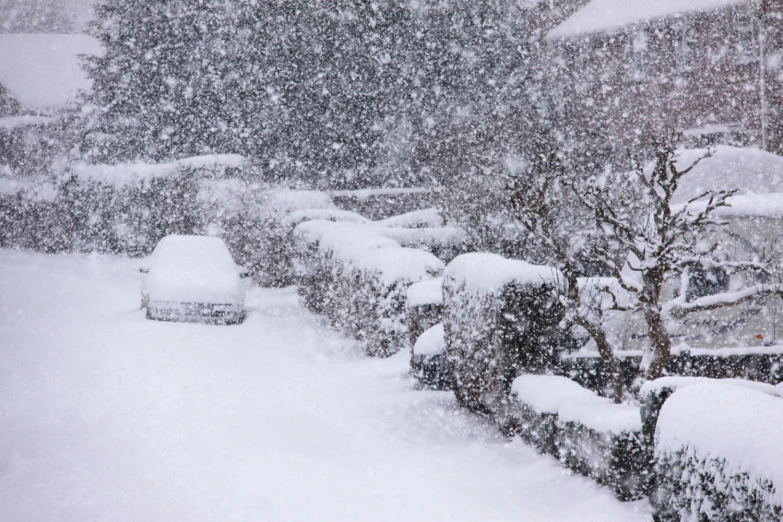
140 235 247 324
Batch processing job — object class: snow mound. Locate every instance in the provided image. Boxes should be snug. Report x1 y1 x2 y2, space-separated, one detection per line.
413 323 446 356
511 374 602 414
294 220 466 265
358 247 444 286
382 227 469 250
318 224 401 262
444 253 564 294
0 33 102 108
656 382 783 505
406 277 443 308
374 208 444 229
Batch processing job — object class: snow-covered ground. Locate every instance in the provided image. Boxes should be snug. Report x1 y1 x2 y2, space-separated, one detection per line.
0 249 651 521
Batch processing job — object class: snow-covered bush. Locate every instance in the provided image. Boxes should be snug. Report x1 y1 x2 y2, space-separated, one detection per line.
507 374 597 456
653 383 783 521
205 186 335 286
374 208 444 229
410 323 451 389
330 188 439 220
406 277 443 347
508 374 648 500
356 247 444 356
442 253 566 413
556 397 647 500
293 220 444 357
640 376 780 459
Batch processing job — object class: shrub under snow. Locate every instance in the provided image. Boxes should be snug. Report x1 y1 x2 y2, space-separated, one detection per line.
406 277 443 346
508 374 647 500
410 323 452 389
653 382 783 521
442 253 565 414
293 220 444 356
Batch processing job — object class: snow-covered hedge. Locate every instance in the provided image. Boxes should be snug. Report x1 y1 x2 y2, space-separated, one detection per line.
639 376 780 451
293 220 444 357
442 253 565 413
507 374 596 455
329 187 438 220
406 277 443 347
0 167 203 255
653 383 783 521
375 208 444 229
507 374 648 500
410 323 452 389
0 159 338 285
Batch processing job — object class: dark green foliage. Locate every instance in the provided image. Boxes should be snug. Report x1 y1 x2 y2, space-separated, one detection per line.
557 422 650 501
0 169 202 255
443 275 564 414
509 403 559 456
407 303 442 349
410 353 453 390
78 0 552 188
653 451 783 522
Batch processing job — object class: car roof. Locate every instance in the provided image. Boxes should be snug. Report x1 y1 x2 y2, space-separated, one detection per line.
149 235 236 269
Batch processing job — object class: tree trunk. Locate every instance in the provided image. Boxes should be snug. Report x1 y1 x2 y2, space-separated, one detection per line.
567 273 624 403
579 319 624 403
644 306 671 381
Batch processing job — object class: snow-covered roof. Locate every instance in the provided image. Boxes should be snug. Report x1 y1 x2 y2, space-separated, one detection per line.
0 33 102 109
69 154 247 185
548 0 747 39
667 146 783 217
0 115 53 130
672 146 783 203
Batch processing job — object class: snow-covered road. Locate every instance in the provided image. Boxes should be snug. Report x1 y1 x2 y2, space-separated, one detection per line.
0 250 651 521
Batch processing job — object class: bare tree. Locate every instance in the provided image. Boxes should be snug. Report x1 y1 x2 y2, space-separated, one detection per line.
573 133 782 380
503 136 629 402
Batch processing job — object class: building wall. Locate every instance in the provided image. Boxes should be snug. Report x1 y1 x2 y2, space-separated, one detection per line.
545 1 783 160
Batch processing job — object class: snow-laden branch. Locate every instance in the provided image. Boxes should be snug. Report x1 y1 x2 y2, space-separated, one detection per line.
664 284 783 318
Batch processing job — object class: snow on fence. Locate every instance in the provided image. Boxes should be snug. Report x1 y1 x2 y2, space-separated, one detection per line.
558 344 783 398
442 253 565 414
293 219 445 357
507 374 647 500
653 383 783 521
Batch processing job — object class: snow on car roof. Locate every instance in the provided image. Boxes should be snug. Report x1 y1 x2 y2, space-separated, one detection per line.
149 235 237 269
0 34 102 109
548 0 746 39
